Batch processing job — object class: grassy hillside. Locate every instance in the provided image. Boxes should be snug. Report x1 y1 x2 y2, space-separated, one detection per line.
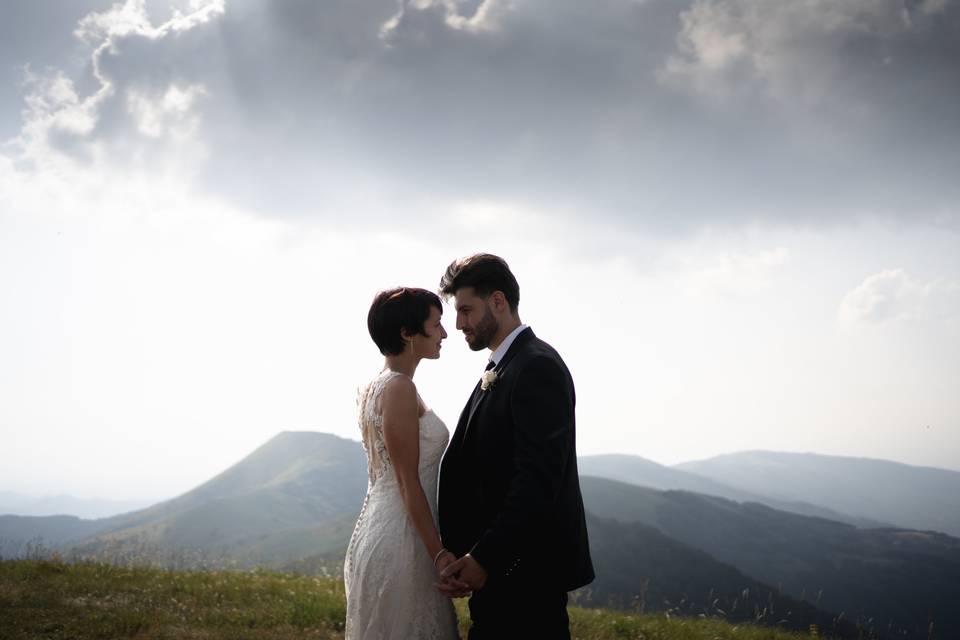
0 559 821 640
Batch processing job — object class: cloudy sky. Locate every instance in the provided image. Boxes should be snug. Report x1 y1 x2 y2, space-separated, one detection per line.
2 0 958 503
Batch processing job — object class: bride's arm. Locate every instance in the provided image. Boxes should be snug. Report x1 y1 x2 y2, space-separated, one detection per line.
380 376 450 568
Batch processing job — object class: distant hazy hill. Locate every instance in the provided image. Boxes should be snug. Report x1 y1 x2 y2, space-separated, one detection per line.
675 451 960 537
0 492 157 520
581 476 960 639
69 431 368 567
578 454 887 528
0 514 113 558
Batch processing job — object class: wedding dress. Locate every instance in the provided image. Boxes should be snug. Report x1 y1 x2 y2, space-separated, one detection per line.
344 369 460 640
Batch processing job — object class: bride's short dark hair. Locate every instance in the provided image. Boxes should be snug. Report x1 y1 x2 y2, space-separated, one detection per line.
439 253 519 311
368 287 443 356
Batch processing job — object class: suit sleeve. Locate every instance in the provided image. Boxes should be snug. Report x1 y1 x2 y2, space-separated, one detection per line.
469 354 574 576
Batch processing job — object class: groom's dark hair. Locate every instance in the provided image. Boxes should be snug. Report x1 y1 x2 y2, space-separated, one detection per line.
439 253 520 312
368 287 443 356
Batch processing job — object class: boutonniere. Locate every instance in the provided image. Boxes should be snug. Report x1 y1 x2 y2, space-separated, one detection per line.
480 369 499 391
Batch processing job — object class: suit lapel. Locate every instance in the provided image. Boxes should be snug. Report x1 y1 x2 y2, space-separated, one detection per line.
447 379 481 458
465 380 486 427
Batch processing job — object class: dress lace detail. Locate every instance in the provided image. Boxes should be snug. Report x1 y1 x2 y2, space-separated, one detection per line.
344 370 459 640
357 370 396 487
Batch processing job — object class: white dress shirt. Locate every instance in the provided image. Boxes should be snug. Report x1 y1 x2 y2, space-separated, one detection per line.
488 324 529 368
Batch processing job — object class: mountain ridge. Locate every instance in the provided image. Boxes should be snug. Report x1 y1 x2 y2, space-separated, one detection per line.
65 431 368 566
578 453 888 528
580 475 960 639
675 450 960 536
0 492 157 520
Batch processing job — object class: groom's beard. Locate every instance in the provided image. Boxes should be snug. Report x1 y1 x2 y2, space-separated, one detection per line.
466 305 499 351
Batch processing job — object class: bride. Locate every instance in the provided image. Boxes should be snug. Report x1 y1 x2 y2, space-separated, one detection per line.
344 287 461 639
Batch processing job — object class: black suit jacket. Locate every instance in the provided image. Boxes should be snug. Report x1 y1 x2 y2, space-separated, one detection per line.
438 328 595 592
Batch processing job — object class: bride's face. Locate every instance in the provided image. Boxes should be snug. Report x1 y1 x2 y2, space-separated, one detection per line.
413 305 447 360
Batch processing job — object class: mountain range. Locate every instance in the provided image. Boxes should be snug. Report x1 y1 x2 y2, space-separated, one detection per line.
580 476 960 639
577 454 889 528
676 450 960 537
3 432 959 639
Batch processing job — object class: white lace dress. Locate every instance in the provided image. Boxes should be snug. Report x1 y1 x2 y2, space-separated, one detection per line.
344 370 460 640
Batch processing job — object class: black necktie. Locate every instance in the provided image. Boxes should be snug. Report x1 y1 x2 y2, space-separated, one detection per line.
468 361 497 418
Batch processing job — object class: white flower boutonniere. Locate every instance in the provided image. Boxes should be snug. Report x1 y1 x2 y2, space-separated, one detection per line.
480 370 499 391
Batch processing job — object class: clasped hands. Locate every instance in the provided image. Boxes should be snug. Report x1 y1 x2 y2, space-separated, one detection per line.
434 550 487 598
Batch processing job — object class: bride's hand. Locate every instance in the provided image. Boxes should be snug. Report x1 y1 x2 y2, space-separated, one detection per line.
434 549 456 572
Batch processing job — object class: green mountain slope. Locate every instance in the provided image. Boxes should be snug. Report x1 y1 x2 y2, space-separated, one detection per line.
581 476 960 639
69 431 367 567
584 513 860 638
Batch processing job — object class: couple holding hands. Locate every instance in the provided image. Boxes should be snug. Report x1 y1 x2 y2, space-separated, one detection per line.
344 253 594 640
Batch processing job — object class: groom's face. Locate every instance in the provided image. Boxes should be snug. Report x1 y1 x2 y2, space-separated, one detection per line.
453 288 499 352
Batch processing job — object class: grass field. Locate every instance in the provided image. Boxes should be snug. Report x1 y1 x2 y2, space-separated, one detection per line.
0 559 818 639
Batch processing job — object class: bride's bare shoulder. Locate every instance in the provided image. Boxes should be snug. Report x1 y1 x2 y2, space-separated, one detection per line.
378 372 417 413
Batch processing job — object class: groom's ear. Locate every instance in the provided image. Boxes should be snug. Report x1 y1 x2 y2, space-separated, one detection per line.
490 291 508 313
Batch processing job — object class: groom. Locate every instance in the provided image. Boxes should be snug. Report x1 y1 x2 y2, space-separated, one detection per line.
436 253 594 640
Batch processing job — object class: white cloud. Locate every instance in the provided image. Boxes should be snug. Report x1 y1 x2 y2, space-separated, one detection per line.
661 0 952 112
127 84 207 138
838 268 958 328
74 0 224 43
17 69 99 156
381 0 507 39
7 0 220 189
660 0 750 99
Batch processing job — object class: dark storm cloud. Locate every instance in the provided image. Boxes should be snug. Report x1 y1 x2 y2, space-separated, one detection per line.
6 0 960 227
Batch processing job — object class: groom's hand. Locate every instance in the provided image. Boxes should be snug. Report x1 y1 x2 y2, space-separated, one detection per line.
440 553 488 592
434 551 471 598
